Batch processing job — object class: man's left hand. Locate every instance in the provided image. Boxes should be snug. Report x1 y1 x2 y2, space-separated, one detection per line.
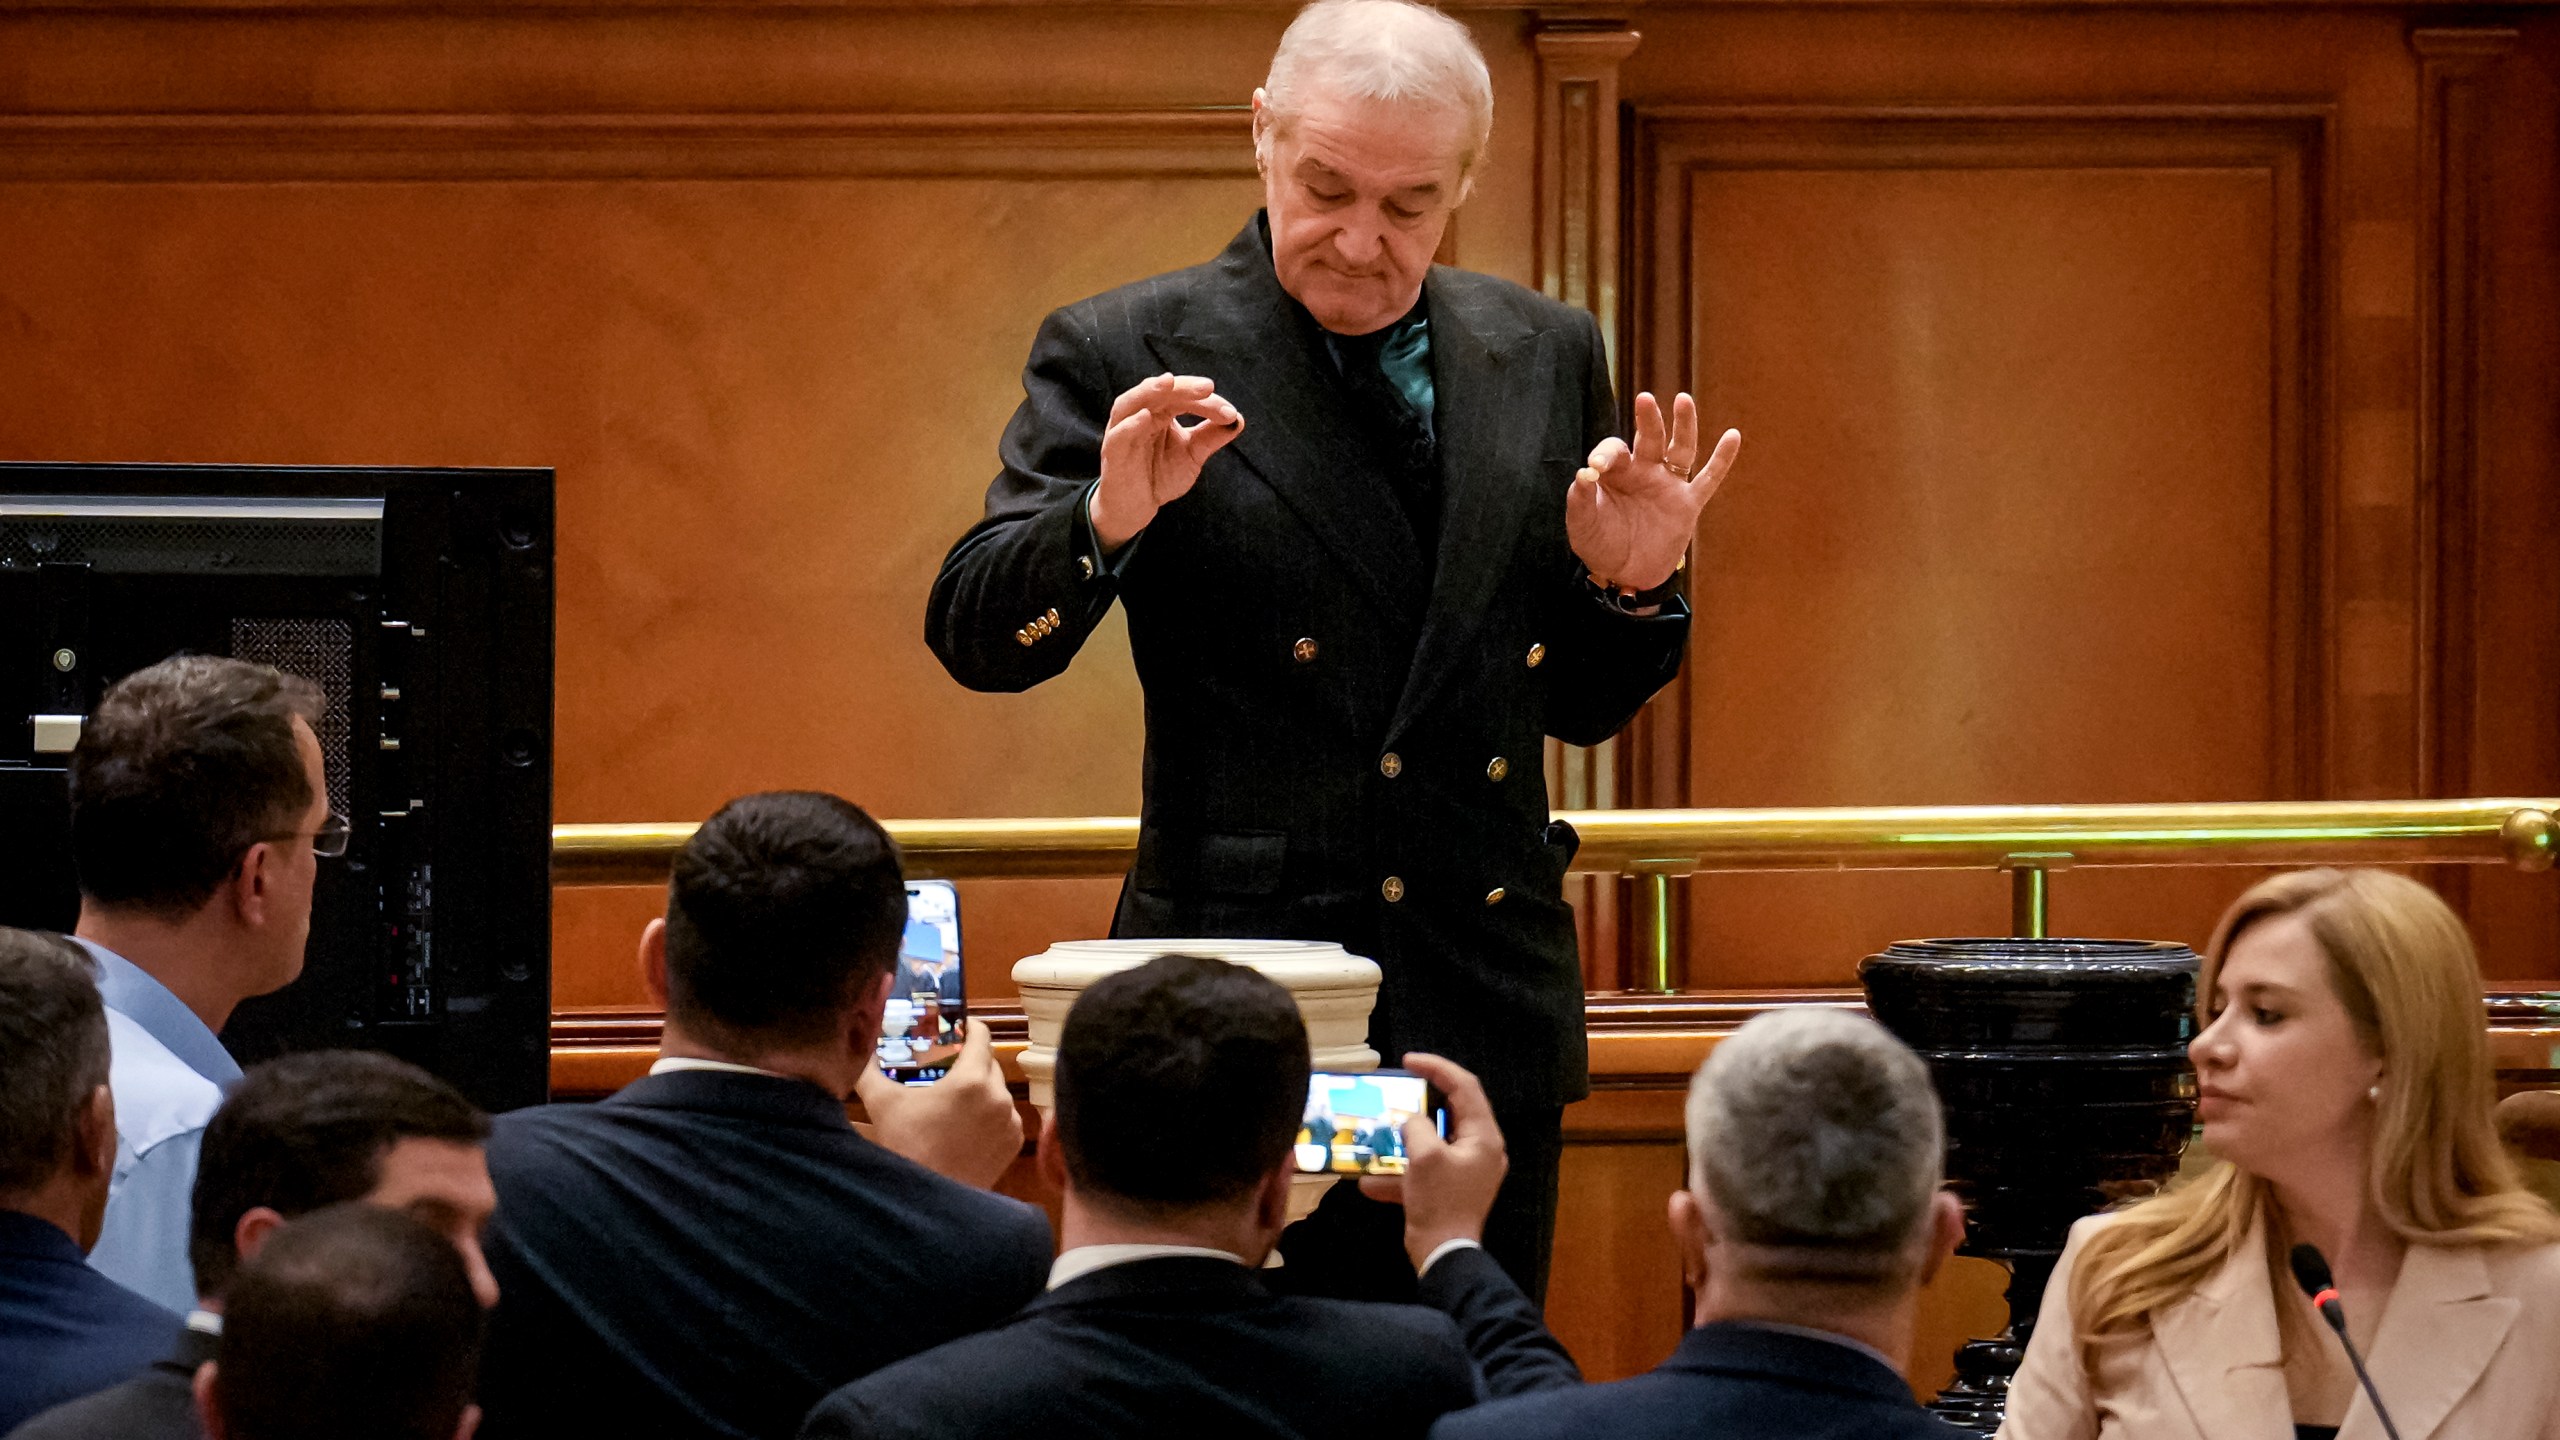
1358 1053 1507 1272
1567 391 1742 592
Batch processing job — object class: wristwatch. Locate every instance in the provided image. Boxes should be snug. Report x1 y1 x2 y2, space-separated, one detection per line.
1585 565 1683 615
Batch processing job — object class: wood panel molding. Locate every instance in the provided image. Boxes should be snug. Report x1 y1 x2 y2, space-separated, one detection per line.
550 985 2560 1103
0 109 1255 181
2409 26 2521 930
1533 13 1648 989
1626 105 2335 985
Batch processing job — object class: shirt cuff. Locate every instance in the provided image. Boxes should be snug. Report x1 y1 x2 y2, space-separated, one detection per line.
1077 482 1141 579
1418 1237 1482 1277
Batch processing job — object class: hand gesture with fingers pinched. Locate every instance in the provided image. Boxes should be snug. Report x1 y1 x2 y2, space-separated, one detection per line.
1567 392 1742 592
1088 373 1246 550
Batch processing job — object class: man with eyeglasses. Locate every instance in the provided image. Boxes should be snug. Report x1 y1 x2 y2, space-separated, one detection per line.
62 656 338 1312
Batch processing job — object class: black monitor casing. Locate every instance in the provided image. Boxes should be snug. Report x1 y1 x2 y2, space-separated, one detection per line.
0 463 554 1111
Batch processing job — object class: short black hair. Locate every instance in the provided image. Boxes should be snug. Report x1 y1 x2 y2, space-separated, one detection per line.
0 929 109 1197
69 655 324 919
191 1051 488 1301
212 1203 483 1440
663 791 906 1051
1054 954 1309 1215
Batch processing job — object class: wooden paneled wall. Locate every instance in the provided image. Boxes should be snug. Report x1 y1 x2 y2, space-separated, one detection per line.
6 0 2559 1393
1604 5 2560 986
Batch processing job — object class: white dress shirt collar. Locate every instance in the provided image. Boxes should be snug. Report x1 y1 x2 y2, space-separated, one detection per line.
648 1056 787 1080
1046 1244 1249 1291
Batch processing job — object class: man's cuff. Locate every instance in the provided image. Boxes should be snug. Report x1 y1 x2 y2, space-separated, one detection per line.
1076 482 1141 580
1418 1237 1482 1277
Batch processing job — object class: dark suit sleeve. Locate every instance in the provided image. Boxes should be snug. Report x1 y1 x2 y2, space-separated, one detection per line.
1417 1245 1583 1399
798 1388 905 1440
1536 310 1691 747
925 306 1130 693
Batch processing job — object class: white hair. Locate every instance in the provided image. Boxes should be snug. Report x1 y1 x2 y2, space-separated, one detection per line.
1685 1007 1947 1283
1259 0 1494 174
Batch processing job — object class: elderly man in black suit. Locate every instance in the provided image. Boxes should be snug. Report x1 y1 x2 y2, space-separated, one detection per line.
1431 1008 1971 1440
926 0 1743 1303
800 954 1578 1440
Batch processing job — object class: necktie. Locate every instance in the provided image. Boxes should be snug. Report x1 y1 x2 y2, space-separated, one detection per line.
1332 316 1439 556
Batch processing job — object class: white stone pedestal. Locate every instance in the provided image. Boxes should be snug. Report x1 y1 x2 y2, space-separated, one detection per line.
1013 938 1382 1220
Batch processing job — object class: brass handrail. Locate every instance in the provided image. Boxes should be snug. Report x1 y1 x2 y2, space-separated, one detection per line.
554 799 2558 885
556 800 2559 989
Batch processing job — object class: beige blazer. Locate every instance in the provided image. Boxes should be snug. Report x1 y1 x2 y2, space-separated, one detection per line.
1998 1210 2560 1440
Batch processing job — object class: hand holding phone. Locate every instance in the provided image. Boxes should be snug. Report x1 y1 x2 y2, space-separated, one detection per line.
1358 1053 1509 1272
855 1018 1023 1190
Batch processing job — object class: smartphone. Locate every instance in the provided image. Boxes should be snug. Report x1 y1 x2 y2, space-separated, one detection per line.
1294 1068 1444 1176
876 879 963 1085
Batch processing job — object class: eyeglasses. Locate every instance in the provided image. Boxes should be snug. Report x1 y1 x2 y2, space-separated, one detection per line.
262 812 351 859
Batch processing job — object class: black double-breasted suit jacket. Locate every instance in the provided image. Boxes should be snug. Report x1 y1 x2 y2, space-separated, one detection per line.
929 216 1688 1114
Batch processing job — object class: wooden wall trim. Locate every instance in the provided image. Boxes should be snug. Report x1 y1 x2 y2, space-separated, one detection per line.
12 1 2558 14
550 985 2560 1108
2409 29 2520 920
0 109 1254 181
1532 12 1648 988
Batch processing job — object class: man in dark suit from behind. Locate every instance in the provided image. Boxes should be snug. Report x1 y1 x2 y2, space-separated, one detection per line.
0 927 174 1432
192 1205 483 1440
476 791 1053 1440
801 954 1580 1440
12 1049 495 1440
1431 1008 1972 1440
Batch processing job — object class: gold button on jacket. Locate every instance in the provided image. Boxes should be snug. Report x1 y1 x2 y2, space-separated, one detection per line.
1378 752 1402 778
1485 757 1509 782
1380 876 1406 903
1292 637 1319 663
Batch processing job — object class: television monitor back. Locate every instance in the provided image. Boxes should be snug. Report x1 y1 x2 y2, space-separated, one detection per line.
0 464 554 1111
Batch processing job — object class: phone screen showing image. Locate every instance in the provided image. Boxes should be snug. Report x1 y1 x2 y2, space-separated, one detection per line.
1294 1069 1442 1176
877 880 963 1086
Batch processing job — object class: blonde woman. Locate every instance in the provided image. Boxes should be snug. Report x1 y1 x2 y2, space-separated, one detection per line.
2000 868 2560 1440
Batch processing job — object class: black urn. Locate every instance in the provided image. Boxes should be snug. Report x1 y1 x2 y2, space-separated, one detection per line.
1859 937 2200 1433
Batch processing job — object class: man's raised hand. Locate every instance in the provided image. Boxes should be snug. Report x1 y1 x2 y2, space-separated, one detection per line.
1566 391 1741 592
1358 1052 1508 1272
1089 373 1245 550
855 1019 1024 1191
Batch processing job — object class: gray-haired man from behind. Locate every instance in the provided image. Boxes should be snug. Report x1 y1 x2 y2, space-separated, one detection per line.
1432 1008 1972 1440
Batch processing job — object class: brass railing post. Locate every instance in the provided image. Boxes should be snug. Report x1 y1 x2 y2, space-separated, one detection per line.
2001 852 2072 940
2010 867 2049 939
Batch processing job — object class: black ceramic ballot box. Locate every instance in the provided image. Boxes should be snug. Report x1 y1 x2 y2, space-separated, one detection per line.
1861 937 2200 1432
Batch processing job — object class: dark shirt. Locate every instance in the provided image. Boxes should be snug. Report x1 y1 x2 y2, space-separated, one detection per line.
477 1068 1054 1440
0 1209 180 1434
6 1316 213 1440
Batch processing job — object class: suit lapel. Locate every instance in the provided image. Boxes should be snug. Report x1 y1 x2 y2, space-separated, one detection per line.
1145 222 1427 624
2344 1244 2517 1440
2153 1222 2291 1440
1385 270 1550 742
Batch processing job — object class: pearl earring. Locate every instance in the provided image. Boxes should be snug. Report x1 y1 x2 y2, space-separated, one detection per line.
2368 1084 2382 1102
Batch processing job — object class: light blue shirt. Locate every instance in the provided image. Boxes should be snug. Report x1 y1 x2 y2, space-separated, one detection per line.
74 938 241 1313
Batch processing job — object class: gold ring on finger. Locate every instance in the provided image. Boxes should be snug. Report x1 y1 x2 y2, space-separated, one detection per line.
1665 459 1698 479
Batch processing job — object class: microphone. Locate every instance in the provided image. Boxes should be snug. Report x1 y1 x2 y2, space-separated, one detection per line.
2288 1243 2403 1440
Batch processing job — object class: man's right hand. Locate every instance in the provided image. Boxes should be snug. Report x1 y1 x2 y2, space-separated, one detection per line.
1359 1053 1508 1272
1089 373 1245 549
854 1019 1025 1191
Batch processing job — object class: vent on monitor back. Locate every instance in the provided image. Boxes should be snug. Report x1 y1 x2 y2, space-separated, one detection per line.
230 618 354 818
0 495 382 577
